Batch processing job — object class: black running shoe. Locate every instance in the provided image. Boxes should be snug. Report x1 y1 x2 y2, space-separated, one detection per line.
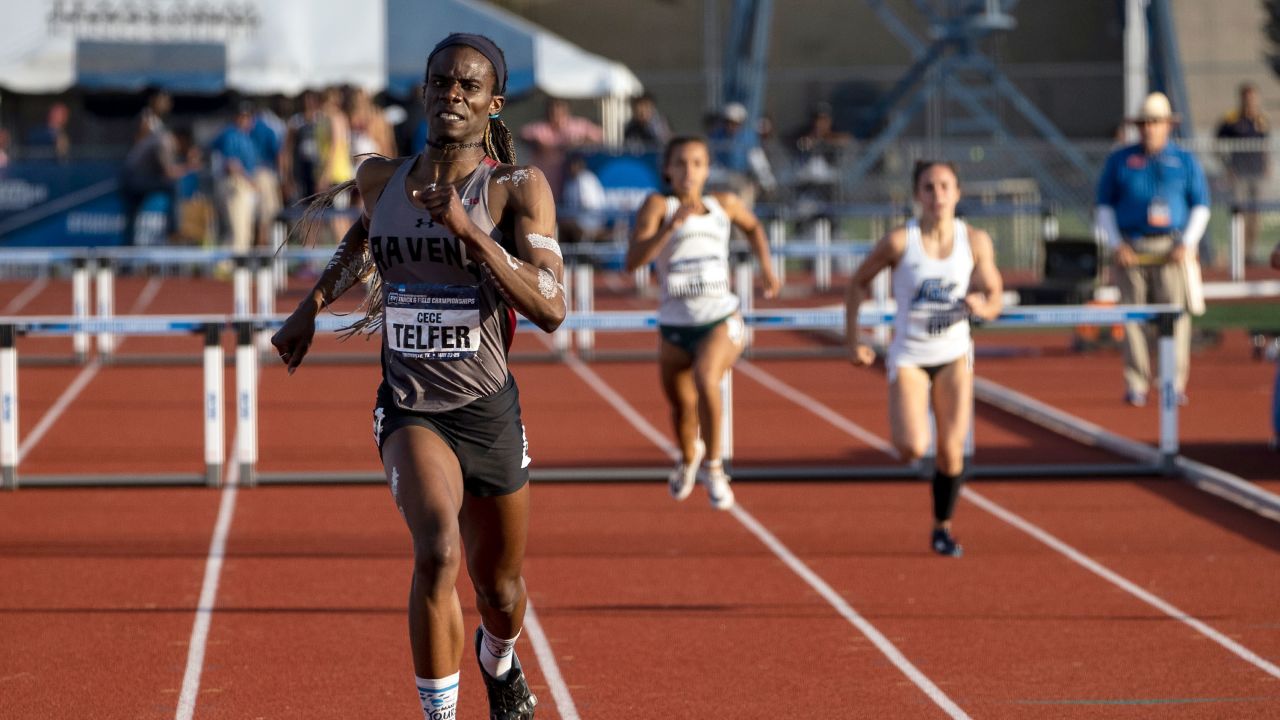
931 528 963 557
475 627 538 720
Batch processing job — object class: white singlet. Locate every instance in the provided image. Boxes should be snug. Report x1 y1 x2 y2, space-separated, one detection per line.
655 195 740 326
887 218 975 369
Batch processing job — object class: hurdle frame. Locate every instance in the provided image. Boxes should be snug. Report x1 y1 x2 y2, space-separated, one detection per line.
0 315 228 490
237 304 1186 485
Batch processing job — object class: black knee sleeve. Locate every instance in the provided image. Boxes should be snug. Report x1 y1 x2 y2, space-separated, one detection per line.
931 469 964 523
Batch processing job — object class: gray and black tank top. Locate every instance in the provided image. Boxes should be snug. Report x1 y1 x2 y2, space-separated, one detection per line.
368 156 517 412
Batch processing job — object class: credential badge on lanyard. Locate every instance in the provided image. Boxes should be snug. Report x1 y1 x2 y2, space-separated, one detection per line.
385 283 481 360
1148 198 1171 228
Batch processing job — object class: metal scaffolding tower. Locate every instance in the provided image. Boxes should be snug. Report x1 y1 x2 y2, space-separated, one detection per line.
716 0 1190 209
851 0 1095 208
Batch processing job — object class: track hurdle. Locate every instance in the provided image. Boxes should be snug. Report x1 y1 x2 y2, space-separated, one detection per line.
235 303 1185 485
0 315 228 490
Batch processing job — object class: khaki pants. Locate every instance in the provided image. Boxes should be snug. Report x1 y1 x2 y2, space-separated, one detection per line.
219 173 258 253
1116 236 1191 394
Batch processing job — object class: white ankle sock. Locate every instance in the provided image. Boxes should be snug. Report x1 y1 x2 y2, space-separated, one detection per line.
415 672 458 720
479 624 521 680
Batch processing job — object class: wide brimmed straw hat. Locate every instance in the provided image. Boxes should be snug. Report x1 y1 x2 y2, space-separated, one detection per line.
1130 92 1178 123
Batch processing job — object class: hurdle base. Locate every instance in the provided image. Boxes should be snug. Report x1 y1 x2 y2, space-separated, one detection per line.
205 462 222 488
2 466 15 490
238 462 256 488
13 473 208 487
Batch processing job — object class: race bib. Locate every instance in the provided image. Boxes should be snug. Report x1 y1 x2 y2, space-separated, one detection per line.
385 284 480 360
665 258 730 299
910 302 968 338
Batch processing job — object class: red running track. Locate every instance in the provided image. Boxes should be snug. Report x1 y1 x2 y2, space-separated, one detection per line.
2 274 1279 718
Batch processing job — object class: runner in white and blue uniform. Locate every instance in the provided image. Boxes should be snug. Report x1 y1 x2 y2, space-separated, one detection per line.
626 136 780 510
272 34 553 720
844 161 1004 557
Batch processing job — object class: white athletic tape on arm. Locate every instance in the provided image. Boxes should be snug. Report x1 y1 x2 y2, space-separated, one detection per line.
527 233 562 259
537 268 558 300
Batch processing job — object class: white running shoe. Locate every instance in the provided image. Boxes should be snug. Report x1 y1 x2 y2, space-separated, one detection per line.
668 439 705 501
700 462 735 510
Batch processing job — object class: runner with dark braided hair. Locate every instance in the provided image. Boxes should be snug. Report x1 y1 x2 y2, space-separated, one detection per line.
272 33 559 720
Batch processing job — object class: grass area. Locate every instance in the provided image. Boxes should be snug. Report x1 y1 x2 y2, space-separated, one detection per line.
1196 300 1280 332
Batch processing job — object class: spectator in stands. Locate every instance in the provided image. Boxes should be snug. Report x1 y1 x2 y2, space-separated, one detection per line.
209 103 263 253
26 101 71 162
119 91 184 245
250 101 285 246
519 96 603 196
792 102 851 205
317 86 354 193
0 128 10 170
623 92 671 149
282 90 323 204
707 102 774 206
559 152 608 243
1095 91 1209 407
347 87 397 163
172 132 215 245
1217 82 1270 266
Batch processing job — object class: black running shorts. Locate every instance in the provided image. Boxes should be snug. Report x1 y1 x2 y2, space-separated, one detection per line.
372 374 530 497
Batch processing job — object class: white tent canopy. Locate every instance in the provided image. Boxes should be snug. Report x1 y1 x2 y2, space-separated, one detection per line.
386 0 643 100
0 0 385 95
0 0 641 102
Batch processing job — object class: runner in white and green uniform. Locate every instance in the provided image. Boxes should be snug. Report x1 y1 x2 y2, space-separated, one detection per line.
626 136 780 511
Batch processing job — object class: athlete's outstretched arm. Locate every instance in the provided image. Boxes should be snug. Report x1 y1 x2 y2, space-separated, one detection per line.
270 220 371 373
845 229 905 366
625 193 688 272
416 165 566 333
716 192 780 298
271 158 398 372
964 228 1004 321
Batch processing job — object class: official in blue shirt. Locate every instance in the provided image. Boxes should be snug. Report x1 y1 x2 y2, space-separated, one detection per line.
1095 92 1209 408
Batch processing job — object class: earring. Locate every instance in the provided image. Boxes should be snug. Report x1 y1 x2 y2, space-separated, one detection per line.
489 113 500 119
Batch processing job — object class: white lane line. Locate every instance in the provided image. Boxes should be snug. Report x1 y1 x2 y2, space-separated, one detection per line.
559 353 969 719
175 448 239 720
132 276 165 311
735 360 899 458
15 278 164 462
730 505 973 719
522 600 581 720
17 361 100 462
563 352 678 460
962 488 1280 680
744 360 1280 681
3 276 48 314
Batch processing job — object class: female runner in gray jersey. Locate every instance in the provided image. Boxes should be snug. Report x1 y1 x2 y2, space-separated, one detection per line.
271 34 558 720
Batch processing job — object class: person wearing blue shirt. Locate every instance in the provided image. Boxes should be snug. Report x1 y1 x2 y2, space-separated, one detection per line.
248 104 285 249
1095 92 1209 407
209 104 262 253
